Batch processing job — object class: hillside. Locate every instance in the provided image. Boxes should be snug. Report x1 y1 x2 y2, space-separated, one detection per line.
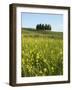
22 28 63 39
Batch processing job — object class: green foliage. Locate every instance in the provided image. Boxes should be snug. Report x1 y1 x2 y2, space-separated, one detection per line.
21 29 63 77
36 24 52 30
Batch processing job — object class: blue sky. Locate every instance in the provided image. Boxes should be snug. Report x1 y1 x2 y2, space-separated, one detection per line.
21 12 63 32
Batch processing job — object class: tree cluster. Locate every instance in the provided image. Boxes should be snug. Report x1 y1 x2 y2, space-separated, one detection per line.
36 24 51 30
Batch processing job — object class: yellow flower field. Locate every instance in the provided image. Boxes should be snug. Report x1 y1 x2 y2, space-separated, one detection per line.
21 29 63 77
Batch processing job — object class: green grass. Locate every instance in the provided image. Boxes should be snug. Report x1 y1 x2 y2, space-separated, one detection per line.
21 28 63 77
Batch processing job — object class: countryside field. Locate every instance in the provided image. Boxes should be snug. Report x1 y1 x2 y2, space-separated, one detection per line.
21 28 63 77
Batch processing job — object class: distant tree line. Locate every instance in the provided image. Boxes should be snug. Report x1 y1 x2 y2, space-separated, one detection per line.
36 24 52 30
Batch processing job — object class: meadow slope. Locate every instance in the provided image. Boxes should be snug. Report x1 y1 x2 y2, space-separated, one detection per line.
21 28 63 77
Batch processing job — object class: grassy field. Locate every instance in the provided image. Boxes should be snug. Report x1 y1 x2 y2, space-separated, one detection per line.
21 28 63 77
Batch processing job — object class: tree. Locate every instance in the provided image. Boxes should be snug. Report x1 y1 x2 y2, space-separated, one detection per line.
47 24 51 30
41 24 44 30
39 24 42 30
36 24 52 31
36 24 41 30
36 24 39 30
45 24 48 30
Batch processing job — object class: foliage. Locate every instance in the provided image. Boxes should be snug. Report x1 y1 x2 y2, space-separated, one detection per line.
21 29 63 77
36 24 51 30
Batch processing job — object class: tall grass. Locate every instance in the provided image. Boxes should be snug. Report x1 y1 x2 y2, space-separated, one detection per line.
21 29 63 77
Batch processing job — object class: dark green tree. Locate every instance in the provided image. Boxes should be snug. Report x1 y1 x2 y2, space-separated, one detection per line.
36 24 52 30
41 24 44 30
39 24 42 30
47 24 51 30
45 24 48 30
36 24 39 30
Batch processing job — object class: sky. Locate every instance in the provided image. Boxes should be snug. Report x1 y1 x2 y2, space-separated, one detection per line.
21 12 63 32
